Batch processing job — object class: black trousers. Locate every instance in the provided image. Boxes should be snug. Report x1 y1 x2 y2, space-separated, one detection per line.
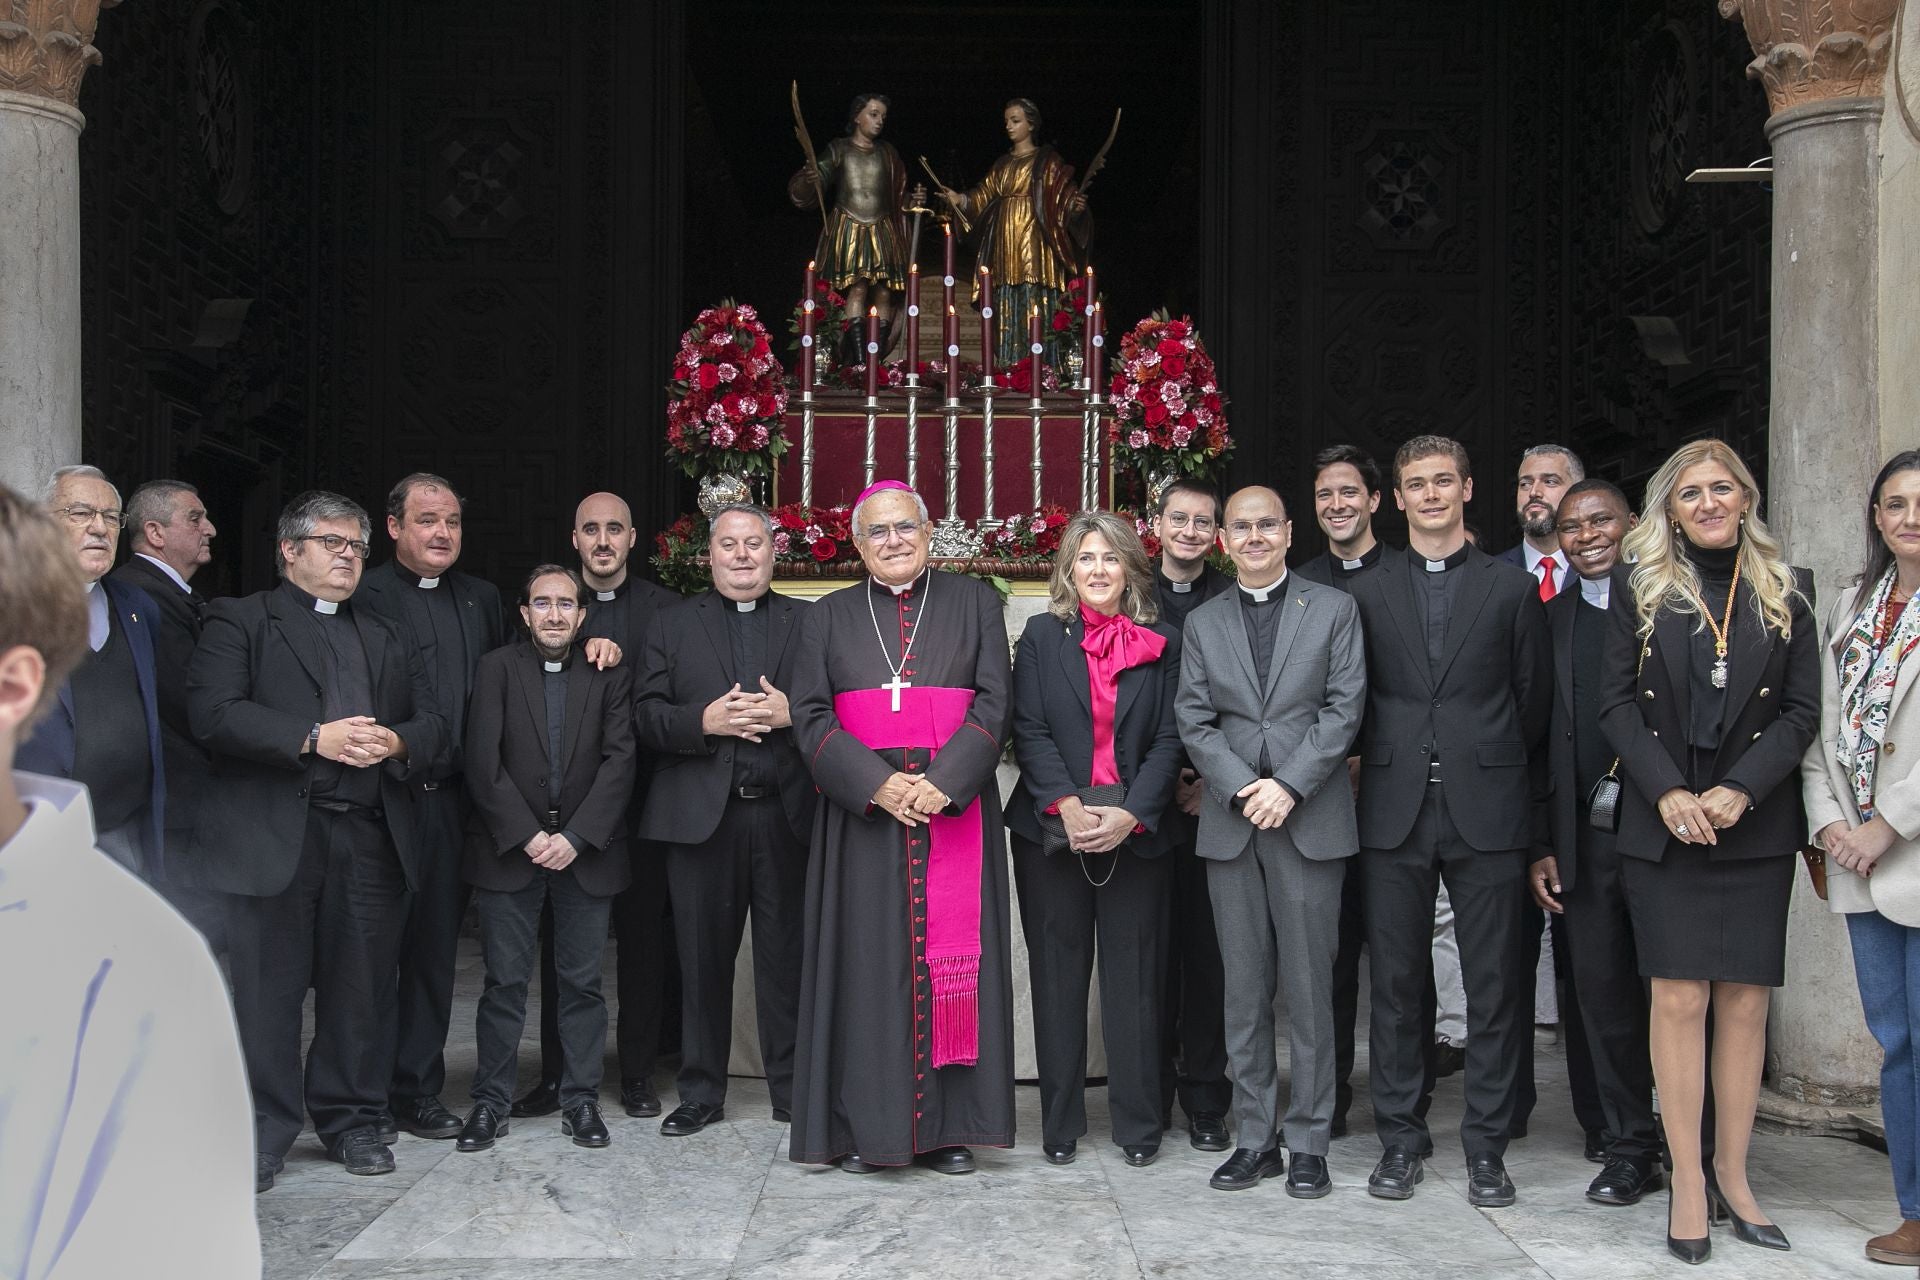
665 797 808 1110
228 807 409 1158
1332 857 1365 1122
1561 828 1661 1160
1361 786 1527 1161
1012 834 1171 1148
389 780 471 1102
1513 906 1605 1140
1158 841 1231 1121
472 868 612 1113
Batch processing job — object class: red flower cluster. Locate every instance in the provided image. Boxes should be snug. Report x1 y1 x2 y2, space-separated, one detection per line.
787 279 850 360
980 505 1073 560
1106 315 1232 474
666 302 790 478
1048 275 1090 342
769 502 856 564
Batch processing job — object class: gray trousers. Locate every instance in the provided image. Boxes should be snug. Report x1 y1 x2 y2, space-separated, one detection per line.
1205 827 1347 1155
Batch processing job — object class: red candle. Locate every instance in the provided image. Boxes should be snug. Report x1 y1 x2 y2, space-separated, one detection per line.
943 222 956 287
864 306 881 399
979 265 995 389
1089 301 1105 397
1028 305 1044 400
943 303 959 397
800 259 817 388
1080 266 1095 388
904 263 920 381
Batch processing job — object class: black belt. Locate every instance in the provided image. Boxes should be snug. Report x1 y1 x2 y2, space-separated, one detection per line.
733 784 776 800
310 798 384 819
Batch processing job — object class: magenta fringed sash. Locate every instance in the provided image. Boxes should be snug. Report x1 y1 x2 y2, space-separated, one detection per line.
834 685 983 1068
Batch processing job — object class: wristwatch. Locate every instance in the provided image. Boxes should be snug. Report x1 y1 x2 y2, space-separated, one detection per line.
307 721 321 755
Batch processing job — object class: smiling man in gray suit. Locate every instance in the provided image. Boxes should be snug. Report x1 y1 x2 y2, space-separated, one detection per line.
1175 485 1367 1196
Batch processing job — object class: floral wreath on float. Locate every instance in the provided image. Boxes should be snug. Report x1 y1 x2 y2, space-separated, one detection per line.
665 300 790 480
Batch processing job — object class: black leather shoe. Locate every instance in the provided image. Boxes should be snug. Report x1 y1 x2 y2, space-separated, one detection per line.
1122 1143 1160 1167
1210 1147 1286 1191
922 1146 974 1175
619 1078 661 1118
1705 1176 1790 1250
1043 1141 1077 1165
327 1126 395 1175
456 1104 507 1152
255 1152 282 1194
511 1080 561 1118
660 1101 725 1137
1286 1152 1332 1199
1368 1146 1424 1200
1583 1130 1607 1164
771 1107 791 1124
1668 1188 1711 1265
840 1153 884 1174
1587 1156 1663 1206
1467 1154 1516 1207
1330 1111 1350 1139
1431 1041 1465 1079
562 1101 611 1148
373 1111 399 1146
392 1095 463 1140
1188 1112 1231 1152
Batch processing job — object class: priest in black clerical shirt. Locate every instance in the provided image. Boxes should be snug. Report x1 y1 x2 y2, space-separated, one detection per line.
1147 477 1234 1153
354 473 505 1143
188 490 446 1192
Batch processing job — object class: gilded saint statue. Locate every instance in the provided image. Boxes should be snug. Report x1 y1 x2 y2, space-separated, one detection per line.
788 93 925 360
936 98 1091 367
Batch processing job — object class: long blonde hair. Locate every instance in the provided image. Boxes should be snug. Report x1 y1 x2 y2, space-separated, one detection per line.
1622 439 1799 640
1046 510 1160 624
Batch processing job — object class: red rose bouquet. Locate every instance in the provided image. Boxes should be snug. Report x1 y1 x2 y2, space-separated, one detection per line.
666 301 790 478
1106 313 1233 479
980 505 1073 560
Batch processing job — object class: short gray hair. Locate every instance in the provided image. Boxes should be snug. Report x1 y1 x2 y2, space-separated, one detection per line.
707 502 775 541
1519 443 1585 482
126 480 200 547
852 486 931 530
275 490 370 577
45 464 120 508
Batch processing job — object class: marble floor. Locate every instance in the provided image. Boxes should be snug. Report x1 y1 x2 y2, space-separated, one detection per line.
260 940 1903 1279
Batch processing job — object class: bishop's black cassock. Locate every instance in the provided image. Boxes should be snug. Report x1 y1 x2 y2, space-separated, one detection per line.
787 569 1015 1164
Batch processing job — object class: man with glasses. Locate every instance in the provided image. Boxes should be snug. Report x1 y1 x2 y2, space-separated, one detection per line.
188 490 446 1191
1149 478 1234 1153
786 480 1015 1175
20 465 166 881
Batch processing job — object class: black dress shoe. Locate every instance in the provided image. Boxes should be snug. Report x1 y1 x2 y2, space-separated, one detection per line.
771 1107 791 1124
1188 1112 1231 1152
1431 1040 1465 1079
255 1152 283 1194
1210 1147 1285 1191
373 1110 399 1146
1043 1141 1077 1165
511 1080 561 1118
1668 1188 1711 1265
922 1146 975 1175
456 1104 508 1152
660 1101 725 1137
1705 1177 1790 1250
1367 1146 1424 1200
1467 1154 1516 1207
840 1153 885 1174
1286 1152 1332 1199
1587 1156 1663 1206
1583 1130 1607 1164
1122 1143 1160 1167
1330 1112 1350 1139
392 1094 463 1140
619 1078 661 1119
327 1126 396 1175
562 1101 611 1148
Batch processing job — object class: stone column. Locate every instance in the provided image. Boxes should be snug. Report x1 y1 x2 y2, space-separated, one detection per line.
1722 0 1894 1122
0 2 116 498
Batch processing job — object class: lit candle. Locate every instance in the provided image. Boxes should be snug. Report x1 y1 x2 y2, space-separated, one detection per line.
1080 266 1096 388
1089 301 1105 398
800 259 817 389
944 303 959 398
864 306 881 399
979 265 995 389
1029 304 1044 401
904 263 920 382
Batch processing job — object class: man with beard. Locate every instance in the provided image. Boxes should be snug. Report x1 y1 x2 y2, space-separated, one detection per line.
355 473 505 1142
456 566 636 1153
1498 444 1584 601
635 504 813 1134
1148 478 1233 1152
787 480 1015 1174
514 492 679 1121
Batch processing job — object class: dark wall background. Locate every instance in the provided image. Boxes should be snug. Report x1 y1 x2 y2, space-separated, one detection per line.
75 0 1774 594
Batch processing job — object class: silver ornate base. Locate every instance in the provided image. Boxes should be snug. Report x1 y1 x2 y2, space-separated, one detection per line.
930 518 981 558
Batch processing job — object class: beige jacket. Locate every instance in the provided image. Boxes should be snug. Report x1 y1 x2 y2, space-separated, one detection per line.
1803 586 1920 923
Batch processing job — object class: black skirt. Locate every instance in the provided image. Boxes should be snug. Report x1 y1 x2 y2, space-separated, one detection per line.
1620 844 1796 986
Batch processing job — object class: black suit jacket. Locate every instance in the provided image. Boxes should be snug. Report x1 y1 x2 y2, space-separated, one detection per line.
111 556 210 865
354 560 506 779
1005 612 1186 856
1599 567 1819 863
1348 545 1552 852
462 644 637 896
186 585 447 896
1539 571 1626 888
631 590 814 847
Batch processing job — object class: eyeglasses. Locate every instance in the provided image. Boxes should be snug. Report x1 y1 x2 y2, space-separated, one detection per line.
1224 518 1286 540
1161 512 1216 534
528 598 580 614
296 533 372 559
860 520 924 543
52 504 125 530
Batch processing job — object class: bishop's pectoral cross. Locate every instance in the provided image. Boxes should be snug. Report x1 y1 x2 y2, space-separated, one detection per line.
884 671 912 713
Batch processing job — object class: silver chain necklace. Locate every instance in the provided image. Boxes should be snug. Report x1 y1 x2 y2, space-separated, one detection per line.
867 568 931 712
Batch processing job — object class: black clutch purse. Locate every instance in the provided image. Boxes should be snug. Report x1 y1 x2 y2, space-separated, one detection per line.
1586 766 1622 834
1038 782 1129 856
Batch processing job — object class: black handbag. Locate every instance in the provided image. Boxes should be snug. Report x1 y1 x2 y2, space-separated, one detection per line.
1587 639 1646 834
1037 782 1129 882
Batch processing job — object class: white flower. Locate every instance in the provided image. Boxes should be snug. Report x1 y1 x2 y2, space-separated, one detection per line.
1128 429 1148 449
737 395 758 417
717 362 739 383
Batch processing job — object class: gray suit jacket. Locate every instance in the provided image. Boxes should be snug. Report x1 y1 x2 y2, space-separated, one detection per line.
1174 575 1368 862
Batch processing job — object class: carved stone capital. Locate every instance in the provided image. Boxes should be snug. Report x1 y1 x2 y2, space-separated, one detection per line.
1719 0 1897 113
0 0 120 109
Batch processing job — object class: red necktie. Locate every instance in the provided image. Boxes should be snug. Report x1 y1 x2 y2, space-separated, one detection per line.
1537 555 1558 602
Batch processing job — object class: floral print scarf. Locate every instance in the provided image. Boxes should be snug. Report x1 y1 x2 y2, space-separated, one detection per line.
1838 567 1920 819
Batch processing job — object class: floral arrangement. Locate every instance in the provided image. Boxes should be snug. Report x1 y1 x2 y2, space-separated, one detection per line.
1106 313 1232 478
787 279 850 362
1047 274 1092 346
769 502 856 563
665 301 790 479
979 505 1073 560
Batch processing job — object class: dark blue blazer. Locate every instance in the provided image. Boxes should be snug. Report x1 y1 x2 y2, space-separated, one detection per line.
18 577 167 873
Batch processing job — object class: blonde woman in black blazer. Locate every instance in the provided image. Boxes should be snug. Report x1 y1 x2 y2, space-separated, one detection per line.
1600 440 1818 1263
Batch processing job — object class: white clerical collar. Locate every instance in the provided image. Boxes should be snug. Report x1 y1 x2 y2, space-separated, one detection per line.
595 589 618 602
313 597 340 615
1341 557 1366 571
135 552 192 594
542 659 565 673
1168 580 1194 594
733 597 758 612
416 575 441 589
1238 573 1286 603
1579 575 1611 609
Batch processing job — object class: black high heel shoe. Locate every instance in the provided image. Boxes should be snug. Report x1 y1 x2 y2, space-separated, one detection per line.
1667 1183 1711 1265
1704 1174 1790 1251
